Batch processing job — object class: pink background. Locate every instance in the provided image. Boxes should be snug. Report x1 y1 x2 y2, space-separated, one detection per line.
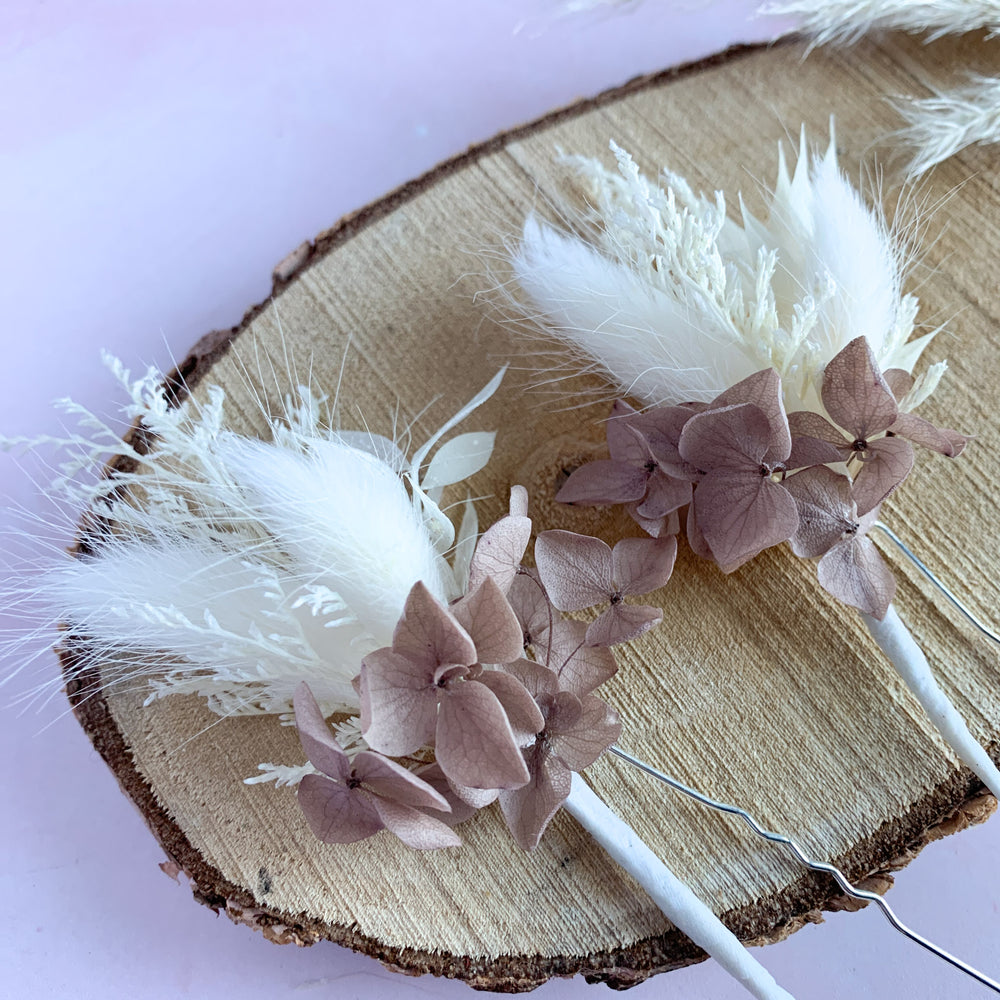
2 3 999 998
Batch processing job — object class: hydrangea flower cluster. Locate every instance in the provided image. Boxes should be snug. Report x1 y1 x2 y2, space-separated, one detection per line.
293 488 674 851
557 336 968 620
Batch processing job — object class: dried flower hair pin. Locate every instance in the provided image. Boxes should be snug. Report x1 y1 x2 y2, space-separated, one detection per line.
8 354 814 999
497 127 1000 990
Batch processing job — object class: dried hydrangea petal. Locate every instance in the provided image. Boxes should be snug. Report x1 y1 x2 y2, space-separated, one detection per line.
498 744 572 852
293 682 352 781
392 581 477 670
711 368 791 463
817 533 896 620
369 796 461 850
359 648 439 757
612 536 677 596
297 773 383 844
890 412 969 457
556 459 649 505
821 336 899 438
436 681 531 790
783 466 856 559
451 576 524 665
535 530 614 611
353 750 451 812
852 435 914 516
586 601 662 647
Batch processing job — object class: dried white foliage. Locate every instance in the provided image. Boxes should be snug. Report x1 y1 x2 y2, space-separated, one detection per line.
893 75 1000 178
757 0 1000 44
506 130 944 415
8 356 501 717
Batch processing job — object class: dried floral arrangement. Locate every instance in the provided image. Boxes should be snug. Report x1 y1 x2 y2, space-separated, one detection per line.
504 131 1000 803
8 111 1000 999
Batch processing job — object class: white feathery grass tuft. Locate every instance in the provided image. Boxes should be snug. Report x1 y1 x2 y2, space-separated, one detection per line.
4 354 503 718
756 0 1000 44
893 75 1000 178
505 129 942 415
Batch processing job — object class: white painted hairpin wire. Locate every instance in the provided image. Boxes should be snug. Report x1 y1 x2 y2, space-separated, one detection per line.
609 745 1000 995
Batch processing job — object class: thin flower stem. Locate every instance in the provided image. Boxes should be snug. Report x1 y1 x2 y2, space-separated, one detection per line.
608 746 1000 996
564 774 795 1000
873 522 1000 646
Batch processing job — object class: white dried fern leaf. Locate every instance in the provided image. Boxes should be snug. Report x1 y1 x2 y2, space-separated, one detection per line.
757 0 1000 44
893 75 1000 178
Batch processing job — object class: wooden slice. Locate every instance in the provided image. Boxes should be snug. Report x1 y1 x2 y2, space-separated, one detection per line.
65 32 1000 992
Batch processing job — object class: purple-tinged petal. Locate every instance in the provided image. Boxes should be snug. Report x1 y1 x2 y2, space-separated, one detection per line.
414 764 481 825
451 577 524 665
445 777 500 809
359 649 438 757
783 466 856 559
393 581 477 669
297 774 383 844
626 504 667 538
550 694 621 771
504 657 560 702
853 436 914 516
370 797 462 850
475 669 545 746
889 413 970 457
507 571 550 634
635 471 692 519
678 403 773 472
818 536 896 620
547 621 617 696
293 682 351 781
633 405 693 469
787 410 851 468
436 682 531 789
498 744 572 851
545 690 583 733
353 750 452 812
686 502 715 563
693 472 799 569
712 369 791 463
821 336 899 437
535 530 614 611
605 399 645 465
585 602 662 647
467 513 532 596
612 535 677 596
882 368 914 402
556 460 649 506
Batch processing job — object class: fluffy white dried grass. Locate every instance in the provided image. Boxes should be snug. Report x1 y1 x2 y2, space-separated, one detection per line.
893 74 1000 178
5 355 502 718
503 130 944 415
757 0 1000 44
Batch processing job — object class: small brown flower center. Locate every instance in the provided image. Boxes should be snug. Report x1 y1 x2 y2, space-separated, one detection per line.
852 438 868 453
609 591 624 605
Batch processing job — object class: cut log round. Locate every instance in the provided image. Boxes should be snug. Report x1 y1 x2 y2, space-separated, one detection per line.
65 32 1000 993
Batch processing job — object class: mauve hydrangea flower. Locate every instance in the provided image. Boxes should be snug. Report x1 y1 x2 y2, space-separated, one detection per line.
557 400 692 536
788 337 915 515
783 465 895 619
534 531 677 646
679 370 799 571
293 682 460 849
358 580 541 790
498 658 622 850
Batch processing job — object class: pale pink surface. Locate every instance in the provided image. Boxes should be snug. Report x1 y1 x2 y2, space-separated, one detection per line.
2 3 999 998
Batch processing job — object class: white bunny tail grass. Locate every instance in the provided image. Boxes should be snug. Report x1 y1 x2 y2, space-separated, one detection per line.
893 75 1000 178
504 132 941 415
4 354 502 718
757 0 1000 44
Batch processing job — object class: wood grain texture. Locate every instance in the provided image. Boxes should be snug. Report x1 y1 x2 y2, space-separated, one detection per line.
66 33 1000 991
